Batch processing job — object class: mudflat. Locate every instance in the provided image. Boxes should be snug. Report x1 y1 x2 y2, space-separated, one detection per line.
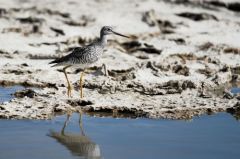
0 0 240 119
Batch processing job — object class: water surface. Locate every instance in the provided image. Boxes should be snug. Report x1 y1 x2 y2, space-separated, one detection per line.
0 113 240 159
0 86 240 159
0 86 24 103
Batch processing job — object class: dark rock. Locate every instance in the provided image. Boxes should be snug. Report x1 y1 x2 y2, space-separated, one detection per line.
64 20 87 26
223 89 234 99
172 64 189 76
140 87 167 95
182 80 196 90
231 66 240 75
231 74 239 82
170 53 197 64
236 95 240 101
44 9 70 18
157 19 176 29
176 12 218 21
137 47 162 54
165 80 180 88
14 89 37 98
0 106 5 110
67 99 94 107
224 47 240 54
226 107 235 114
146 61 159 72
206 1 240 12
206 1 226 8
174 0 190 4
227 102 240 120
0 8 7 16
53 104 64 113
169 38 186 45
219 65 230 72
64 15 95 27
0 49 10 55
121 41 161 54
142 10 157 27
198 42 214 51
157 19 176 34
161 29 175 34
45 83 58 90
206 108 214 115
121 41 141 51
4 69 32 75
16 17 44 23
167 88 182 94
228 3 240 12
32 25 40 33
50 27 65 36
197 67 215 77
108 68 135 81
136 55 149 59
21 63 29 67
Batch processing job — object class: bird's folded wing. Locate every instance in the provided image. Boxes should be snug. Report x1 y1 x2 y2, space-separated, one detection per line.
49 47 89 65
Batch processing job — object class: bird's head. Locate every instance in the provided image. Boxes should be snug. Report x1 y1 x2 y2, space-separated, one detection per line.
100 26 129 38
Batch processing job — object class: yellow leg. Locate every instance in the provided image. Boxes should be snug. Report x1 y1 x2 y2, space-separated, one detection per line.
63 66 72 97
80 71 85 99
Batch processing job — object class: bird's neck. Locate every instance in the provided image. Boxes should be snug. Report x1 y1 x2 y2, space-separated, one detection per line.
100 34 107 47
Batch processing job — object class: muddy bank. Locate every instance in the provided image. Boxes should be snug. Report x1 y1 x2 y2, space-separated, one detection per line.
0 0 240 120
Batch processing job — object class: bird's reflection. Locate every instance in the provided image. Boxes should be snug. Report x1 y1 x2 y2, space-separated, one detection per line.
48 113 102 159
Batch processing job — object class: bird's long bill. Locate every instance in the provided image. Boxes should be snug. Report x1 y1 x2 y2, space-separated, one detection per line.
112 31 129 38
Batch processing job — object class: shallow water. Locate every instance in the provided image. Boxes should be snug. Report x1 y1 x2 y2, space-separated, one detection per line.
0 86 24 103
0 113 240 159
231 87 240 94
0 86 240 159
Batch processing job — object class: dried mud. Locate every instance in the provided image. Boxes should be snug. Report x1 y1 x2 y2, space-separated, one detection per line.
0 0 240 120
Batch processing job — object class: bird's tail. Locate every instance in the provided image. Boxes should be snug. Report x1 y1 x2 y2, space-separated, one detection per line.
49 59 63 67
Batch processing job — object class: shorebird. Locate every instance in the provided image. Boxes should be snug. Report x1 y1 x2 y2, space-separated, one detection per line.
49 26 129 98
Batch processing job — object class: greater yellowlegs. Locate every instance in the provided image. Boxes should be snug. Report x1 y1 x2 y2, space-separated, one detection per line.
49 26 129 98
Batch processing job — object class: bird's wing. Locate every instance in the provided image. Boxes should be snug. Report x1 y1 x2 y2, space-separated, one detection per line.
71 46 93 58
49 46 93 65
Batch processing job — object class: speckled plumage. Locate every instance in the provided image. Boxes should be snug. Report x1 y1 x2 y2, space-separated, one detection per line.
49 27 109 68
50 37 106 68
